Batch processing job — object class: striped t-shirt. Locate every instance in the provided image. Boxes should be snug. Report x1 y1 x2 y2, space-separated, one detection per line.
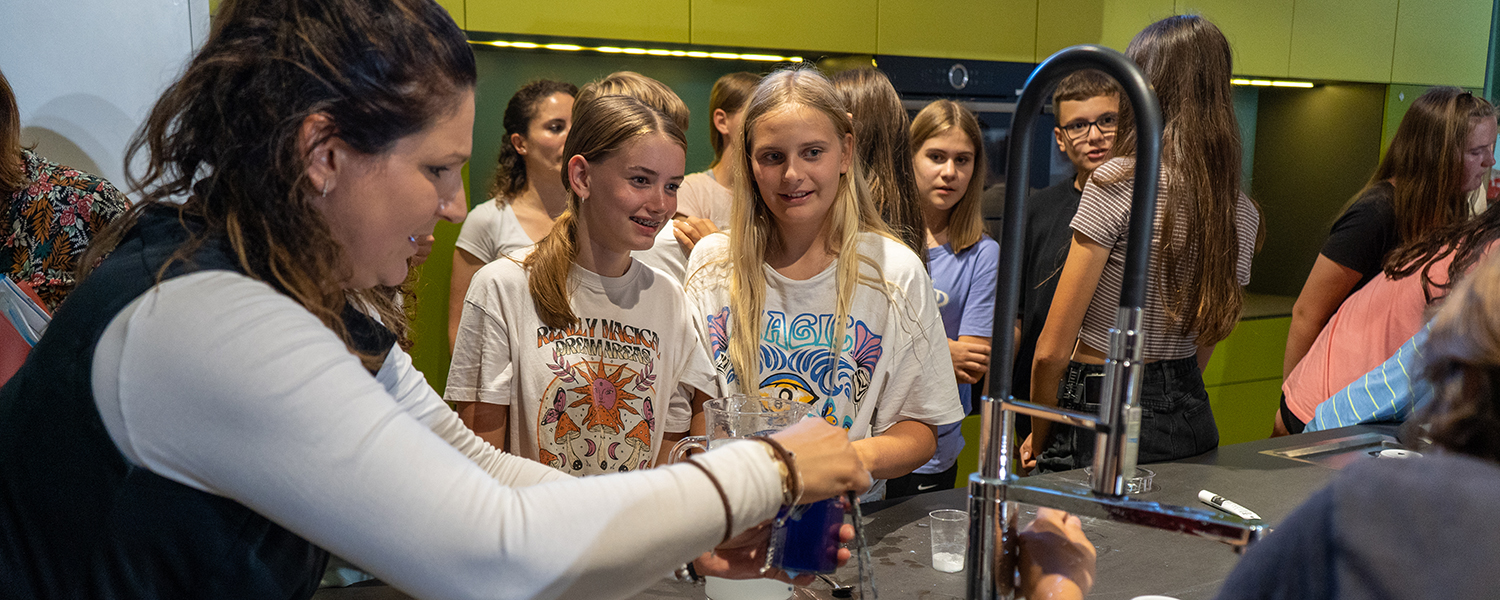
1070 158 1259 361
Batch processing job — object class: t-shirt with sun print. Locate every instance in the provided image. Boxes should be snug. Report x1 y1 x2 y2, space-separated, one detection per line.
683 232 965 443
446 254 717 476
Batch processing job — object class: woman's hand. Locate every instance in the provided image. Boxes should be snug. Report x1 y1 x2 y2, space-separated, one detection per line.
1018 508 1095 600
693 514 856 584
948 337 992 384
768 418 872 502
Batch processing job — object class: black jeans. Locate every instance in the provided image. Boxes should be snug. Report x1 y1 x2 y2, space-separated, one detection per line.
1036 356 1219 474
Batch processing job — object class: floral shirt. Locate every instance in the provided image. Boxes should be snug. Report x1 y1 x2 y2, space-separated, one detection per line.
3 150 130 312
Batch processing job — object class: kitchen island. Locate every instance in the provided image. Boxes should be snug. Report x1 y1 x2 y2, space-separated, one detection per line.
312 424 1399 600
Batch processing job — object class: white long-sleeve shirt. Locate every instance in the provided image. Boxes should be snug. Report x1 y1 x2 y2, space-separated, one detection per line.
89 270 782 600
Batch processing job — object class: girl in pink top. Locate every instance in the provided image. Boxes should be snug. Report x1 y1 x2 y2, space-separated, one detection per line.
1279 203 1500 433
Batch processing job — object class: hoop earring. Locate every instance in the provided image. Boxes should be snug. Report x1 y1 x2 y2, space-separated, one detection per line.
321 180 331 197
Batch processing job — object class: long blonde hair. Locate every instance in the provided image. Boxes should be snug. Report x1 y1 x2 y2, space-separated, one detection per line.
574 72 690 134
725 66 893 391
910 99 987 253
524 94 686 329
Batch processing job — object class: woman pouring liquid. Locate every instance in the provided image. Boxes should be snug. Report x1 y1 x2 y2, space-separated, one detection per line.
0 1 870 598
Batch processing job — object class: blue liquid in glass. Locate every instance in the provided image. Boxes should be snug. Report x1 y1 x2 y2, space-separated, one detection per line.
770 498 843 574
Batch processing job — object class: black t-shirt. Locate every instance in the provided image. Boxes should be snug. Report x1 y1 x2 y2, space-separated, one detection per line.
1215 453 1500 600
1320 182 1399 294
1012 179 1083 404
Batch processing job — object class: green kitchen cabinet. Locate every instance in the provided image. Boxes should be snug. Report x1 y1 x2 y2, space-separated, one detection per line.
1207 379 1283 446
1288 0 1398 83
1178 0 1293 78
691 0 876 54
1098 0 1175 52
436 0 464 29
1202 316 1292 388
877 0 1036 62
467 0 690 43
1390 0 1492 87
1035 0 1110 60
1202 311 1291 445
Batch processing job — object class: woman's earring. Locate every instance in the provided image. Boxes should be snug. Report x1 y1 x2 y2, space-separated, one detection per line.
321 180 331 197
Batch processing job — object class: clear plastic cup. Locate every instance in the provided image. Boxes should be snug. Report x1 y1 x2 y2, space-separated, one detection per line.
929 509 968 573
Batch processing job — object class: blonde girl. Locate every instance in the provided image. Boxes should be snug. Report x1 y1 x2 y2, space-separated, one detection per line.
685 67 964 499
446 94 718 475
1024 15 1263 473
888 99 998 497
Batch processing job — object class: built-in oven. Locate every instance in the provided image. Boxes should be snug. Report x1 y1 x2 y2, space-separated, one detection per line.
879 55 1074 223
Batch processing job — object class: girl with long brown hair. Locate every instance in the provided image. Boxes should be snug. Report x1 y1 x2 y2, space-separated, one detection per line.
1023 15 1263 473
0 0 871 596
685 67 964 501
1285 87 1495 380
448 79 576 350
887 99 998 497
832 67 929 263
446 94 720 476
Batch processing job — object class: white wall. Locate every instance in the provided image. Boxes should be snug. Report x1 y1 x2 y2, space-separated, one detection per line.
0 0 209 198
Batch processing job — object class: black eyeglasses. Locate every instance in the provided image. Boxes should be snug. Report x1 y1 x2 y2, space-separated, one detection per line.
1060 114 1118 141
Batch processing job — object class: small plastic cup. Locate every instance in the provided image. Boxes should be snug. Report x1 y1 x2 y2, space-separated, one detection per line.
929 509 968 573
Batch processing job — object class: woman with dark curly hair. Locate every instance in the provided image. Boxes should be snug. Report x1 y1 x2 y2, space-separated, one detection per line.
448 79 576 351
0 1 869 598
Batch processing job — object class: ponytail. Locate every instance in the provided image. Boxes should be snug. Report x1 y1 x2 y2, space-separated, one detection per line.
524 210 581 329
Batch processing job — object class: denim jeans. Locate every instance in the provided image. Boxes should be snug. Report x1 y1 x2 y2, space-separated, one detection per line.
1036 356 1219 474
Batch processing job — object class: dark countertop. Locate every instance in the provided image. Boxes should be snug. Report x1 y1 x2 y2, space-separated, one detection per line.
314 425 1396 600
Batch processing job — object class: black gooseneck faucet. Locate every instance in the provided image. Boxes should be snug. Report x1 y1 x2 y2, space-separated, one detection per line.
965 45 1266 599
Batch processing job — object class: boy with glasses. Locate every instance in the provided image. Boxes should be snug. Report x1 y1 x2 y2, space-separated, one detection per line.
1012 70 1121 439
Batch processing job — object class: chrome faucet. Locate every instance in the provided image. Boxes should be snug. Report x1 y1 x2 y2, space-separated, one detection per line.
965 45 1267 599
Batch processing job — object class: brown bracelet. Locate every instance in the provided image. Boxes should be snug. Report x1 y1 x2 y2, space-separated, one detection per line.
682 458 733 545
752 436 803 507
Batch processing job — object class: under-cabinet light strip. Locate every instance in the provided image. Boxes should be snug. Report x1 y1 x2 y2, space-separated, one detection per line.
470 39 803 63
1232 78 1315 88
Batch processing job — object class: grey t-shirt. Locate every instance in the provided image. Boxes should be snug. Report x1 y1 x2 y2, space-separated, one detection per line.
1217 451 1500 599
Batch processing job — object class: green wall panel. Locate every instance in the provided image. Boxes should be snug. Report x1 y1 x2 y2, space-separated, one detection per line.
691 0 876 54
1207 379 1282 446
1288 0 1398 83
878 0 1036 62
1391 0 1493 87
1178 0 1293 78
1248 83 1386 297
468 0 689 43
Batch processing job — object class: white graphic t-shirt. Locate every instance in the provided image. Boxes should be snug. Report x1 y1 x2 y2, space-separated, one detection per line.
454 198 534 263
683 232 965 441
446 256 717 475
